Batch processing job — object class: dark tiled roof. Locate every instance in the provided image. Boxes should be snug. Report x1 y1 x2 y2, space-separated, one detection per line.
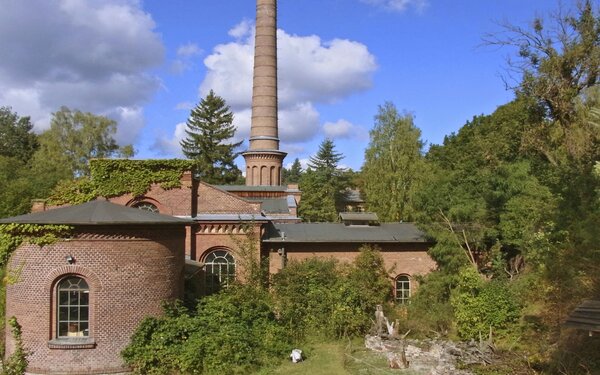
215 185 290 192
260 198 290 214
339 212 379 222
564 300 600 332
0 200 191 225
262 222 429 243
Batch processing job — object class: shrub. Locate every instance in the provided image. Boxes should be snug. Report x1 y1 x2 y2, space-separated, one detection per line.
451 267 520 340
272 246 392 339
406 271 456 336
122 287 289 375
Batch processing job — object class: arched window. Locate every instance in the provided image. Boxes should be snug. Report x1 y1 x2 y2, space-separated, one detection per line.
57 276 89 337
132 201 159 213
203 250 235 294
395 275 411 304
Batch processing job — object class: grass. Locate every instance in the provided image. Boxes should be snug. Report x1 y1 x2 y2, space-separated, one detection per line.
262 339 418 375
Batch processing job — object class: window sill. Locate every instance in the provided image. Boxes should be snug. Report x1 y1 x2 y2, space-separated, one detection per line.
48 338 96 350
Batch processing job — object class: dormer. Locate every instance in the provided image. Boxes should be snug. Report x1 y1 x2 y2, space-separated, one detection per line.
339 212 380 226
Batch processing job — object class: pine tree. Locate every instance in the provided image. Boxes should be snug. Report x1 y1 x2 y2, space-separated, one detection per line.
298 139 348 222
282 158 303 184
181 90 243 184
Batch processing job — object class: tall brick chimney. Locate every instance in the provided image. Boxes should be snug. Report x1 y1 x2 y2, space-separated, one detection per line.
242 0 286 186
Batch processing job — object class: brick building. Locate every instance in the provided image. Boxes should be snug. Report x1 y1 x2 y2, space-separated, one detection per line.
1 200 189 374
0 0 437 373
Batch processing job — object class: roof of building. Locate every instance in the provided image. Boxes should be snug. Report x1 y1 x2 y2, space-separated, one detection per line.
216 185 289 192
260 198 290 214
339 212 379 222
262 222 430 243
0 200 192 226
564 300 600 333
193 213 269 222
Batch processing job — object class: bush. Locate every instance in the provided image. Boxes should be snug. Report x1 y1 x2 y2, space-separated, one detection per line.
272 245 392 339
406 271 455 336
122 287 290 374
451 267 520 340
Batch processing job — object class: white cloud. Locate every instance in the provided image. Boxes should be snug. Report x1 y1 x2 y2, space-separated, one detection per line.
177 43 202 57
279 103 320 142
278 34 376 106
228 19 253 40
175 101 195 111
195 22 376 146
151 122 187 156
360 0 428 13
171 43 203 74
0 0 164 144
323 119 367 139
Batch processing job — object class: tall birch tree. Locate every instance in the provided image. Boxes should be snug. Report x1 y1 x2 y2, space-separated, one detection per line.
362 102 425 222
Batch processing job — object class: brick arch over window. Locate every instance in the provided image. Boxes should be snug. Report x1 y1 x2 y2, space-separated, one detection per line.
394 274 411 304
201 247 236 294
126 197 164 213
46 266 101 343
46 266 102 294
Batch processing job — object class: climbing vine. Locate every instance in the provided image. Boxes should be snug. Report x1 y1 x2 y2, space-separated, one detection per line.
0 224 74 267
47 159 195 205
0 224 73 367
2 317 29 375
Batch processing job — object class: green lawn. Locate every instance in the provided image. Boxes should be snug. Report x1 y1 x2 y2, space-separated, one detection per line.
263 340 417 375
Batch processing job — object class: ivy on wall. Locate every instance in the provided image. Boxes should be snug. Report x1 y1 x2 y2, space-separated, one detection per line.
47 159 195 205
0 224 74 267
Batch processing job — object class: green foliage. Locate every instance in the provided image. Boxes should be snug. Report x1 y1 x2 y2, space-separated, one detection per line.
344 245 392 313
0 157 37 219
32 107 134 178
272 257 339 338
0 108 46 218
2 317 28 375
407 272 455 335
180 90 243 184
451 268 520 340
492 1 599 128
123 288 290 375
0 224 73 267
298 139 349 222
46 159 195 205
362 103 426 222
0 107 38 163
272 246 391 339
282 158 303 184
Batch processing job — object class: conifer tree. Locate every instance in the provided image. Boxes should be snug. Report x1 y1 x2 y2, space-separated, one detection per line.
181 90 243 184
282 158 303 184
298 139 348 222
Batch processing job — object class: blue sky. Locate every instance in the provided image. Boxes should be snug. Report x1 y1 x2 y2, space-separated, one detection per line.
0 0 581 171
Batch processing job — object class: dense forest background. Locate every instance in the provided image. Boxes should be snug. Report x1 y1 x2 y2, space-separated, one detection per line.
0 1 598 374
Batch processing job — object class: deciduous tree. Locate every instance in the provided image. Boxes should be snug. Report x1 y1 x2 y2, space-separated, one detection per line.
32 107 133 179
0 107 38 162
362 103 425 222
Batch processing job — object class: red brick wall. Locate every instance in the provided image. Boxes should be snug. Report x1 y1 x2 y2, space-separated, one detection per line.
265 242 436 294
193 222 263 277
108 183 194 217
4 225 186 375
197 183 260 214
